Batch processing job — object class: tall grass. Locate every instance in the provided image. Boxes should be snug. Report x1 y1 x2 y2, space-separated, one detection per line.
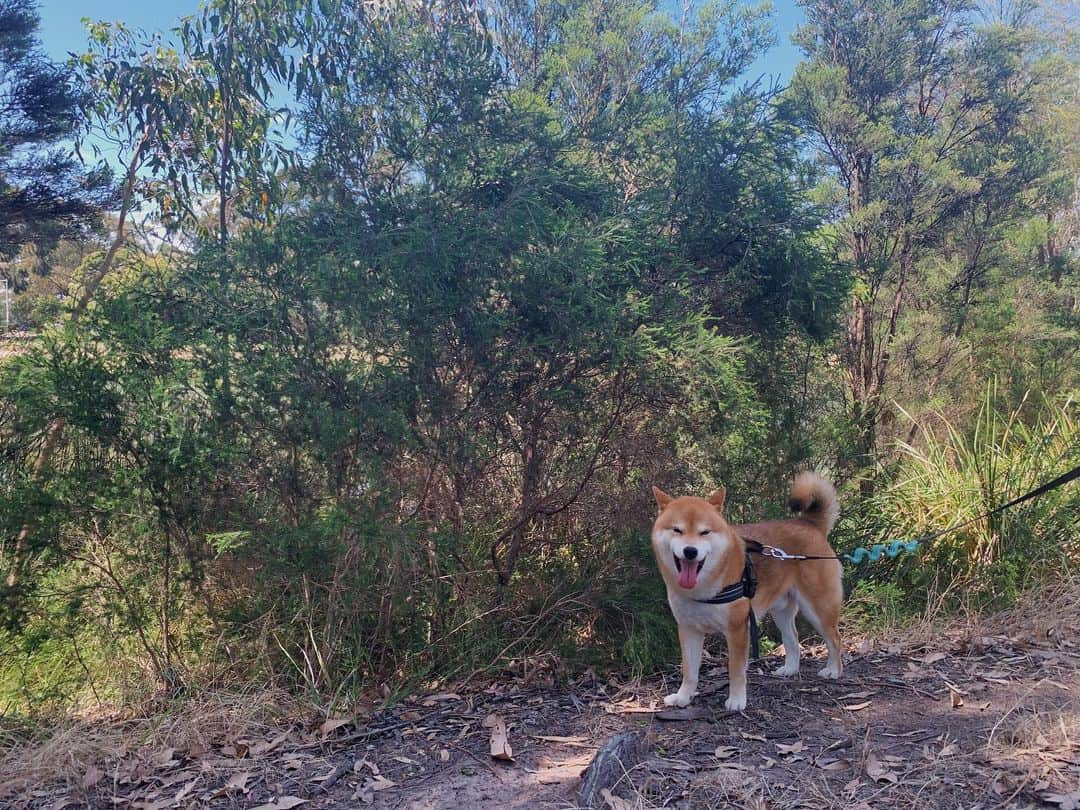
848 383 1078 620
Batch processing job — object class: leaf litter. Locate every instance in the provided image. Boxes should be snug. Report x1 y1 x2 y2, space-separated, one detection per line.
7 581 1080 809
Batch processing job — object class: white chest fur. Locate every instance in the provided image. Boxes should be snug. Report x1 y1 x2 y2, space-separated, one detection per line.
667 589 733 633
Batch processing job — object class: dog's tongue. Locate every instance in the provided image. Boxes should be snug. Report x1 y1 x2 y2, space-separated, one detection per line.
678 561 698 589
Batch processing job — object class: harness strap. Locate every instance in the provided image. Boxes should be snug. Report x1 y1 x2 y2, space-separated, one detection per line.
693 551 760 660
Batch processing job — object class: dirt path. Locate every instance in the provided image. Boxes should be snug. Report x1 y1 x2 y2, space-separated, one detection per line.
4 594 1078 809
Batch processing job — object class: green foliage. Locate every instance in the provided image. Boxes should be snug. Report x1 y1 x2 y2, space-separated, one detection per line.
0 0 1074 713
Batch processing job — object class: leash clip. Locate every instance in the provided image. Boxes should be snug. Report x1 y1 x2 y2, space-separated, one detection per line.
759 544 803 561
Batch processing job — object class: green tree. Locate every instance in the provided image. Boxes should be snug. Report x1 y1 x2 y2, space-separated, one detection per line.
784 0 1066 474
0 0 110 271
2 0 848 700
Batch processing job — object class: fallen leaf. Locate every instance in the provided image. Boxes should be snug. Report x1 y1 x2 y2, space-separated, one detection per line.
354 758 380 776
919 651 947 665
776 741 805 755
250 797 308 810
817 758 852 771
318 716 353 738
393 755 419 766
939 743 959 757
865 753 898 784
483 714 514 761
211 769 254 799
352 775 396 803
855 639 873 654
739 732 767 742
843 701 872 711
439 749 450 762
714 746 738 760
251 728 292 757
760 756 777 769
838 690 876 700
949 687 964 709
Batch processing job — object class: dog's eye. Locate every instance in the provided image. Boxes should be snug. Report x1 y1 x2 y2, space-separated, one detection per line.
671 526 683 535
700 529 710 536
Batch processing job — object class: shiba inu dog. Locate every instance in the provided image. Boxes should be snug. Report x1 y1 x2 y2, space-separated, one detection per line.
651 473 843 711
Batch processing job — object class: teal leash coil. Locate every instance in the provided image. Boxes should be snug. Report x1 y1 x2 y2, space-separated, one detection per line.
843 539 921 565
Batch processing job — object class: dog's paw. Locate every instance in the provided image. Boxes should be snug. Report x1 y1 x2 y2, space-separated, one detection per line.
724 694 747 711
817 664 842 679
773 663 799 677
663 691 694 708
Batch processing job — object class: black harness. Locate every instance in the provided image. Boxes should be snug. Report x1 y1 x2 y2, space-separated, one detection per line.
693 540 760 659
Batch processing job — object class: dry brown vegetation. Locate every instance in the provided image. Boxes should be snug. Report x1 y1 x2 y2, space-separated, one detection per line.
2 576 1077 808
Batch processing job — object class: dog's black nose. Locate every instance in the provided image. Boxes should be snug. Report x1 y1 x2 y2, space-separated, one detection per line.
683 546 698 560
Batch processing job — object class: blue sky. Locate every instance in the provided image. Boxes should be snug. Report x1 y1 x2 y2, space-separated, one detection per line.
37 0 807 83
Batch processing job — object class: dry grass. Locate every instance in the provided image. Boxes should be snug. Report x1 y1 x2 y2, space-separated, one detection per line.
0 686 304 803
850 569 1080 654
967 571 1080 644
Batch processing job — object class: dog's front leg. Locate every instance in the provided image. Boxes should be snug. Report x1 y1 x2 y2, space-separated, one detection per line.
664 625 704 707
723 617 749 711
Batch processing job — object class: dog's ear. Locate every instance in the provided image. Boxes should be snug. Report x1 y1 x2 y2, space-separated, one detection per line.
652 486 673 512
707 487 726 512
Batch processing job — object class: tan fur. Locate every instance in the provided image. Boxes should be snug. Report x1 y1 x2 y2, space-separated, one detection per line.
651 473 843 710
788 471 839 535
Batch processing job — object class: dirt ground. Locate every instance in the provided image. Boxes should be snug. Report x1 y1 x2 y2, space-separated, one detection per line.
2 585 1078 810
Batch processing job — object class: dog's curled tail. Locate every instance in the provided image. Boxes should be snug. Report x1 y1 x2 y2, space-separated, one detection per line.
788 472 839 535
